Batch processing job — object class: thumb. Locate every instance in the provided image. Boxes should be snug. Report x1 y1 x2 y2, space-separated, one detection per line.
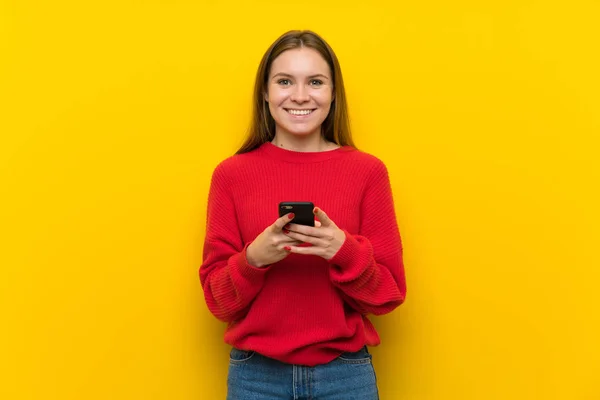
314 207 335 228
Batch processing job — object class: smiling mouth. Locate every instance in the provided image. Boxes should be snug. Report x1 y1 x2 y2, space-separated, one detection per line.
285 109 316 116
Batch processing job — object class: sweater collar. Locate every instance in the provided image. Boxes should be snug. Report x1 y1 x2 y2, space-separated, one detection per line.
259 142 355 163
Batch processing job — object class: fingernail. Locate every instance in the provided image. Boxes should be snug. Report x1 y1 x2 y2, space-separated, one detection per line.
313 207 319 214
284 246 291 251
283 229 289 234
288 213 295 219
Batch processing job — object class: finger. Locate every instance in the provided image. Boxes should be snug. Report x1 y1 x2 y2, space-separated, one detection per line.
272 212 296 232
284 230 328 247
286 223 326 238
278 236 304 245
281 243 304 252
313 207 335 228
286 245 324 257
315 220 322 228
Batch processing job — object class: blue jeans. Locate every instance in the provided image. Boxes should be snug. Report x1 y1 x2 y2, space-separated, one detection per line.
227 346 379 400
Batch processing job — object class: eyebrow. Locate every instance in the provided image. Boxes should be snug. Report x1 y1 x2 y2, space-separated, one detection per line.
272 73 330 80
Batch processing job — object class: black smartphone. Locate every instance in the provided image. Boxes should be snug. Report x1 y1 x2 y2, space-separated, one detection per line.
278 201 315 227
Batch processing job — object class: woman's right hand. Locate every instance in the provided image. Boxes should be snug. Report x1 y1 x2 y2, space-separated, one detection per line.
246 213 301 268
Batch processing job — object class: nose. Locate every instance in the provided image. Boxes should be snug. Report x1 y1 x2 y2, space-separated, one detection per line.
290 84 310 103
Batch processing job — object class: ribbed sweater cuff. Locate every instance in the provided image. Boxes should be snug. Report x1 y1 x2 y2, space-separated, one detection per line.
328 230 372 282
233 244 272 283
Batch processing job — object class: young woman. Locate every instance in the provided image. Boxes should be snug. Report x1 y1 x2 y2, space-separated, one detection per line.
199 30 406 399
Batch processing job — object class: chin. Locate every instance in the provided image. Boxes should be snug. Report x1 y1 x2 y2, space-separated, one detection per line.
285 128 320 137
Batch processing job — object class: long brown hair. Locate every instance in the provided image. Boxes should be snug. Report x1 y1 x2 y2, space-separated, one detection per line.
236 30 355 154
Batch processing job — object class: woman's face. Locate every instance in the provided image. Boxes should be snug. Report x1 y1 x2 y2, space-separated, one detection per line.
265 47 334 139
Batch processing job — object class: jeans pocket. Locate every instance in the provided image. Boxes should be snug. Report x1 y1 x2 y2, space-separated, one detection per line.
229 347 256 365
337 346 373 364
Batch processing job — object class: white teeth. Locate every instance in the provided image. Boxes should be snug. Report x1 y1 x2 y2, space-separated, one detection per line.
287 109 313 115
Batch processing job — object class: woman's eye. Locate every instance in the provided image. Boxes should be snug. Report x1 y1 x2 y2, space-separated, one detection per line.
278 79 291 85
310 79 323 86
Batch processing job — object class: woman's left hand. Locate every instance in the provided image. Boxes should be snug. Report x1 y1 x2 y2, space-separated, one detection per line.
282 207 346 260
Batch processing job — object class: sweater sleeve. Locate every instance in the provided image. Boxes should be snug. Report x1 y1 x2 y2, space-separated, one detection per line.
328 160 406 316
199 163 270 322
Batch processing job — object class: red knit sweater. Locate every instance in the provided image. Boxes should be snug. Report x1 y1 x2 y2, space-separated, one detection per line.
199 142 406 366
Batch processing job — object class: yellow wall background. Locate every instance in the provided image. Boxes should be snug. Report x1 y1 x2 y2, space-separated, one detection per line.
1 0 599 399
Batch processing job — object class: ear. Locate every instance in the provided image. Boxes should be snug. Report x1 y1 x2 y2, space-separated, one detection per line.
263 91 269 102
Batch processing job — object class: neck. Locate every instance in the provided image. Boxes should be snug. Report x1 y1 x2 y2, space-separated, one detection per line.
271 130 338 153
